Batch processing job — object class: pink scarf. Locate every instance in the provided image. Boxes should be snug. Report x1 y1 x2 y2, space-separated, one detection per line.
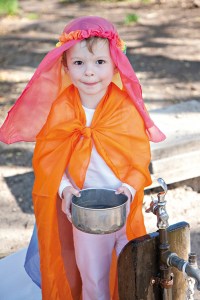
0 16 165 144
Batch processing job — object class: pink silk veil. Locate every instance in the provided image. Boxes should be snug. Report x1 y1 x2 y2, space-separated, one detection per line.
0 16 166 144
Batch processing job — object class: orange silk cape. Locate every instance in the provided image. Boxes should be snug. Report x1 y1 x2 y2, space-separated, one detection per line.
32 82 152 300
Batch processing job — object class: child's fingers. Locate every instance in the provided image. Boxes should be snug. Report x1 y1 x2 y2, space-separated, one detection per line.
70 187 81 197
115 186 131 201
62 187 80 222
66 211 72 223
63 200 72 222
115 187 124 194
61 194 72 215
62 186 80 198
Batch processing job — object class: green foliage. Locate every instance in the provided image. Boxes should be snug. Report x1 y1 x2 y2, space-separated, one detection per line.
127 0 150 2
59 0 84 3
26 13 39 20
124 13 139 25
0 0 19 15
141 0 150 3
59 0 150 2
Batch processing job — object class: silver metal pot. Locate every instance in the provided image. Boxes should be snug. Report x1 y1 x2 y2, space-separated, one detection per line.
71 188 128 234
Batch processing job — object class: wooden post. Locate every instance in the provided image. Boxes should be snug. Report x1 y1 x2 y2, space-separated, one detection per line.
118 222 190 300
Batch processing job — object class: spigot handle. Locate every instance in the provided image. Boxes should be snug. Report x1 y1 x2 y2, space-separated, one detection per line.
157 178 168 200
145 196 158 214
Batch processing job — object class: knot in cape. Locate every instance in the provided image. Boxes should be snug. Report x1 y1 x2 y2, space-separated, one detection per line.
80 126 92 139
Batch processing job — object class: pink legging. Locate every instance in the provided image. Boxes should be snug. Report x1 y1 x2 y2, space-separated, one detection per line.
73 225 128 300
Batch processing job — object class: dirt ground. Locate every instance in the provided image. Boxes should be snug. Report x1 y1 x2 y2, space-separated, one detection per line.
0 0 200 297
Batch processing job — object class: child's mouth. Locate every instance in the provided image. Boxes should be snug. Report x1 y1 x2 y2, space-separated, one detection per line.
82 82 98 86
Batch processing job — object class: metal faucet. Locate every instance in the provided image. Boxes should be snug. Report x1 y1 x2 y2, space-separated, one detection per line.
165 252 200 291
145 177 169 229
145 178 200 295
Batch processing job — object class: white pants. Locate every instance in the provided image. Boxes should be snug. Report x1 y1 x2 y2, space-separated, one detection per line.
73 225 128 300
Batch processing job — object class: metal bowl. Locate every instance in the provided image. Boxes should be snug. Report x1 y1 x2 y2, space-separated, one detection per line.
71 188 128 234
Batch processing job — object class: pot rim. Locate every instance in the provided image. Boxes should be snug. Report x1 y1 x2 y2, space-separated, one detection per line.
72 188 128 211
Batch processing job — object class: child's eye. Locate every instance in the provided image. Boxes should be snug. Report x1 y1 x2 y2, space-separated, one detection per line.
74 61 83 65
96 60 106 65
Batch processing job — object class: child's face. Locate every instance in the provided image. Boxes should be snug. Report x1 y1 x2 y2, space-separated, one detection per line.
65 39 116 103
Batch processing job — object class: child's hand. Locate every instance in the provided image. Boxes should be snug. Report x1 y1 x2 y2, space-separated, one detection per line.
115 186 133 202
61 186 80 222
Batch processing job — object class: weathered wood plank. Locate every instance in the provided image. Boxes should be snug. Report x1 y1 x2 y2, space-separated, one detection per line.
150 150 200 187
149 100 200 186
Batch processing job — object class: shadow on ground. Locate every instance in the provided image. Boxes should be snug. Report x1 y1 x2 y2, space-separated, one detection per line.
0 147 33 167
4 171 34 214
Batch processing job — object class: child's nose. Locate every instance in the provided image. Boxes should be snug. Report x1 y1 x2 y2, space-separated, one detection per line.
84 64 94 76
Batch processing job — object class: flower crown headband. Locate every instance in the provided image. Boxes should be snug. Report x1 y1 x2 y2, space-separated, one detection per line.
56 29 127 54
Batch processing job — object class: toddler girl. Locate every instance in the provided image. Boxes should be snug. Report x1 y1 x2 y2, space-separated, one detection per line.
0 16 165 300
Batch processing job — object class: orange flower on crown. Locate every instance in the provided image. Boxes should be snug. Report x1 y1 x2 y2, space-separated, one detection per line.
56 30 82 47
116 37 127 54
56 29 127 54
